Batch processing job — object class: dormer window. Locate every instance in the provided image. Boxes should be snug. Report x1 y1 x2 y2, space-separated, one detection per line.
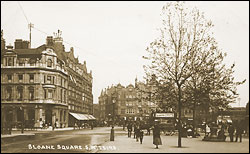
7 57 13 66
29 58 36 66
47 59 52 67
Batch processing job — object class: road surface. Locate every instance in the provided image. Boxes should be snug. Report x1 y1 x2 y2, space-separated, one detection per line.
1 127 124 153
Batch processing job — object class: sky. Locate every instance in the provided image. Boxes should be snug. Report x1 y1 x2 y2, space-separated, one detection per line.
1 1 249 107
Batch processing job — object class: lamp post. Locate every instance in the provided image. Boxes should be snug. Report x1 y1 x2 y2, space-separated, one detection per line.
112 99 115 126
20 106 24 134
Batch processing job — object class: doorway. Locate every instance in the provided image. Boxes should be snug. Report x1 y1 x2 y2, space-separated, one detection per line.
45 109 52 126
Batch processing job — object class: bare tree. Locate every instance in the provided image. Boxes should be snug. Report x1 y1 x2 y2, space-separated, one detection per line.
143 2 229 147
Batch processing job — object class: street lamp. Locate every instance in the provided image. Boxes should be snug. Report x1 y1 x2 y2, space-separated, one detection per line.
112 99 116 126
20 106 24 134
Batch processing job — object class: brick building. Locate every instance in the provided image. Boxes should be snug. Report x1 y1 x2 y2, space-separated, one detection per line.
98 78 158 124
1 30 93 129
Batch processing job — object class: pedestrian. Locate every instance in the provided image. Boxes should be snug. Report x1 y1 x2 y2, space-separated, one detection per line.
146 124 151 135
127 122 132 137
205 123 211 137
218 125 226 141
74 122 77 130
139 125 144 144
123 121 126 131
135 124 140 142
235 120 243 142
228 123 234 142
153 123 162 149
134 123 137 139
110 126 114 141
91 122 94 130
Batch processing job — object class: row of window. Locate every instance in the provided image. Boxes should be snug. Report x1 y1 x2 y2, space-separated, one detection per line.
5 86 34 101
120 109 149 114
5 86 67 102
68 105 83 112
4 57 53 68
6 74 34 83
5 73 68 88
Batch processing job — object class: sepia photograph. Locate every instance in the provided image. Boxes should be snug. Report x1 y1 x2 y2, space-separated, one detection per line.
1 1 249 153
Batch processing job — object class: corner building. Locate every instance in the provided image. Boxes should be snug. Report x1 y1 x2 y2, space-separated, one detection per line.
1 31 93 128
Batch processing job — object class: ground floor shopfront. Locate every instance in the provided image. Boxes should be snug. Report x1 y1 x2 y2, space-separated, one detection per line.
1 103 68 130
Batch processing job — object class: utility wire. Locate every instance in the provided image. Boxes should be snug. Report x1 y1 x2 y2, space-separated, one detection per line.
17 1 29 24
15 1 138 72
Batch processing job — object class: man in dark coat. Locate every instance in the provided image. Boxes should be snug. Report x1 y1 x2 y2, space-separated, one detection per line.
134 123 137 139
127 122 132 137
235 120 243 142
139 124 144 144
228 123 235 142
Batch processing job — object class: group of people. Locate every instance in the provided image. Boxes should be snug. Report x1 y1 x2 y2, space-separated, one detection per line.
126 121 162 149
205 120 244 142
228 120 244 142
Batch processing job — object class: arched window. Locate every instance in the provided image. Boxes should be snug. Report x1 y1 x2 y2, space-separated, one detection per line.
47 59 52 67
7 57 13 66
28 86 35 101
6 86 12 101
17 86 23 101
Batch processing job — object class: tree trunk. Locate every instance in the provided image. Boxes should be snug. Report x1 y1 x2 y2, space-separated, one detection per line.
177 85 182 147
192 99 196 138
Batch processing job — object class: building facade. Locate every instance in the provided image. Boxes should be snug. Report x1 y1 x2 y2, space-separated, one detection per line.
98 78 158 124
1 30 93 129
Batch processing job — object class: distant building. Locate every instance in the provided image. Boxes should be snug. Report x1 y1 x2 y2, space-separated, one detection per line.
98 78 159 124
93 104 100 121
1 30 93 129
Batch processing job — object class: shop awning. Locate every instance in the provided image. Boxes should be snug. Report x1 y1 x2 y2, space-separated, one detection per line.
84 114 96 120
69 112 96 120
69 112 89 121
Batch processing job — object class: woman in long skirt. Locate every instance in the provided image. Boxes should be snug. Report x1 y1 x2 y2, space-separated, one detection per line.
153 124 162 149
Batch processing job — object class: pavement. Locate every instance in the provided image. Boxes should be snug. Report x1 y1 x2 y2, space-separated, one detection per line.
97 131 250 153
1 127 76 138
2 127 249 153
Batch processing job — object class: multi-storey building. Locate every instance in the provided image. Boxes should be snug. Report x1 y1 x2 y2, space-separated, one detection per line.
1 30 93 129
98 78 158 123
93 104 100 121
98 77 208 125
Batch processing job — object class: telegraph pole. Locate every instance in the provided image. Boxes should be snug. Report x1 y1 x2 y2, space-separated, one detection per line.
28 23 34 48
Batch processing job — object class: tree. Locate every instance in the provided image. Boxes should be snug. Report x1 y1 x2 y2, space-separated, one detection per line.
143 2 235 147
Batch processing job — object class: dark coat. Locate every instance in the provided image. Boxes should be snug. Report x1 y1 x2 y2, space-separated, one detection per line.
228 125 235 134
153 126 162 145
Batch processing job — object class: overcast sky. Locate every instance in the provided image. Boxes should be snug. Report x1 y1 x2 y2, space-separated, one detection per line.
1 1 249 107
